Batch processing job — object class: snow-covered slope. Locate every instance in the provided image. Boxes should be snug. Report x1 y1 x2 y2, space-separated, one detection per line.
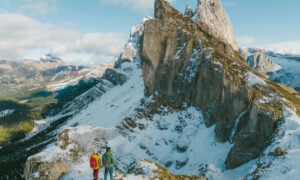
267 52 300 92
24 64 300 179
66 68 144 128
25 67 256 179
246 109 300 179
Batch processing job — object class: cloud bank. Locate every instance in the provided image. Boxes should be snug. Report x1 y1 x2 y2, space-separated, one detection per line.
262 40 300 55
237 35 256 45
0 13 127 65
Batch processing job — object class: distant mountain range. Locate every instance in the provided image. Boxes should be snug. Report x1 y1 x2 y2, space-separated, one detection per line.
0 57 112 97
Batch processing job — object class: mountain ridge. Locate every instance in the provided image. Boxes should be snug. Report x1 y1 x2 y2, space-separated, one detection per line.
12 0 300 179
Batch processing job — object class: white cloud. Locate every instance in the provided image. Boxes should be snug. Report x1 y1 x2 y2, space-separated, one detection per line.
20 0 59 15
0 13 127 65
53 32 127 57
0 0 59 15
261 40 300 55
237 35 256 45
99 0 175 14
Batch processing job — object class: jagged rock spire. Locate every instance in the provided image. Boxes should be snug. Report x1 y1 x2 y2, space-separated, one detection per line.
195 0 239 50
184 4 194 17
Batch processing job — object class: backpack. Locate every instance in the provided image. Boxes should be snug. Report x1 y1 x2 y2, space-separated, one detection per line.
90 156 98 169
102 154 110 168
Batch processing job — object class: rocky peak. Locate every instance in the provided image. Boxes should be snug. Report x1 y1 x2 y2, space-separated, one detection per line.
142 0 299 169
115 18 148 69
194 0 239 50
184 4 194 17
40 54 62 63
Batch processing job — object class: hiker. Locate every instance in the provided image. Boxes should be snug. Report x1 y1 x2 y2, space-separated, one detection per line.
90 150 101 180
102 147 115 180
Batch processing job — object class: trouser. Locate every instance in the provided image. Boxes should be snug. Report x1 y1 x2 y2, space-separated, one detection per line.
93 169 99 180
104 167 114 180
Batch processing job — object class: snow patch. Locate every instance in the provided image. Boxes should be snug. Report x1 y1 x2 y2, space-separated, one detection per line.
0 109 14 118
246 72 266 87
66 69 144 128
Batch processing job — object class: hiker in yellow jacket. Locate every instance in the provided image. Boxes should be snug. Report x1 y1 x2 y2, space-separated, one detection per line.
90 150 101 180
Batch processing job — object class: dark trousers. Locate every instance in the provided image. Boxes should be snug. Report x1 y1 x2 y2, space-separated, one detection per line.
93 169 99 180
104 167 114 180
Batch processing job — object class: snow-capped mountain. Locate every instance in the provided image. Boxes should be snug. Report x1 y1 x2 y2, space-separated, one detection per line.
2 0 299 179
239 48 281 74
239 48 300 94
40 54 62 63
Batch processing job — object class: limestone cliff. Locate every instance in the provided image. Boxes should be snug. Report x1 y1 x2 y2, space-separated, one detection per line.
141 0 299 168
194 0 239 51
239 48 280 74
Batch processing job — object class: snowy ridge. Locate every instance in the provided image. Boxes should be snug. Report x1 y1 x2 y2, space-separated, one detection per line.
25 57 300 179
65 68 144 128
26 66 260 179
246 72 266 87
267 52 300 91
23 2 300 179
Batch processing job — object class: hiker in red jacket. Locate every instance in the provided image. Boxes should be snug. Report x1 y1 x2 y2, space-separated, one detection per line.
90 150 101 180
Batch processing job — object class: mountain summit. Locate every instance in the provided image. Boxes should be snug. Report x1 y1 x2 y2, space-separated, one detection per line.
40 54 62 63
194 0 239 50
143 0 299 169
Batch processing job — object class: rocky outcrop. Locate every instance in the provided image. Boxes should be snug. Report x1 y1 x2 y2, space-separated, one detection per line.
140 0 298 169
24 127 113 180
24 157 68 180
194 0 239 51
115 20 145 68
239 48 280 74
102 68 128 85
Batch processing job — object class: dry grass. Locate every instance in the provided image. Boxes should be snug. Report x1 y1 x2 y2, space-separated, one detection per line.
267 80 300 116
148 160 205 180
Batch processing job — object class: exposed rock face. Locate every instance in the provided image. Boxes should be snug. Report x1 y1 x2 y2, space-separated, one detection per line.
239 48 280 74
40 53 62 63
24 157 68 180
115 21 145 68
194 0 239 51
24 127 113 180
102 68 128 85
141 0 294 169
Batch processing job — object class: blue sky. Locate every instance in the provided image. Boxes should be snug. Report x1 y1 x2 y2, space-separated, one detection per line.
0 0 299 65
